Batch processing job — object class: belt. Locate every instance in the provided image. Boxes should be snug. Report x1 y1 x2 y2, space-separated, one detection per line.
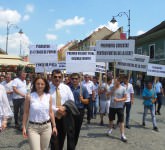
29 119 51 125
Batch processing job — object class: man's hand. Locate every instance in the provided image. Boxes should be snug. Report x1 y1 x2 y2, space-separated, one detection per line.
57 106 66 116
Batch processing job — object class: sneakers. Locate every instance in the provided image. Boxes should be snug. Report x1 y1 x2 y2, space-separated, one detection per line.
121 135 127 142
153 127 159 132
107 129 112 136
126 125 131 129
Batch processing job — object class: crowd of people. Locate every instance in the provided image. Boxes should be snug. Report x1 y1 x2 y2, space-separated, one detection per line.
0 70 164 150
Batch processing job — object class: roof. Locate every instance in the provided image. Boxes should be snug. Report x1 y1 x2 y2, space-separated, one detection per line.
0 54 29 66
137 21 165 39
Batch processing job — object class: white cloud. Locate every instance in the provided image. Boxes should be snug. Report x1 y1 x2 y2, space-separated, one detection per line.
25 4 34 13
23 14 30 21
55 16 85 29
57 44 65 50
45 33 57 41
0 32 30 55
137 30 145 35
0 9 21 27
107 22 119 32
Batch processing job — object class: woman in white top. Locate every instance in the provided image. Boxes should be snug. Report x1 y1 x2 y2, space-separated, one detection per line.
0 84 13 132
22 77 57 150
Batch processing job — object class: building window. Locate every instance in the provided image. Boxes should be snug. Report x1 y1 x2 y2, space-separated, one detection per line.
149 44 155 59
137 48 142 55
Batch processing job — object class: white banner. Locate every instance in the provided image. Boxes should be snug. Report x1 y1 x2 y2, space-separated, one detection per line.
96 40 135 62
29 44 57 63
35 62 66 73
147 63 165 77
96 62 107 73
116 54 149 72
66 51 96 72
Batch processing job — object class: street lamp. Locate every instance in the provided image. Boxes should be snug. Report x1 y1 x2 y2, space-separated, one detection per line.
18 29 23 56
110 10 130 38
6 22 19 54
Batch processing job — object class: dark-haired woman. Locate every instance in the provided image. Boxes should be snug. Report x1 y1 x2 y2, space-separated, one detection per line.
22 77 57 150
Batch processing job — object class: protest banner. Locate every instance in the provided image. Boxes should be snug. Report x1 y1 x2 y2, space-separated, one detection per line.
96 40 135 62
116 54 149 72
147 63 165 77
96 62 107 73
66 51 96 72
29 44 57 63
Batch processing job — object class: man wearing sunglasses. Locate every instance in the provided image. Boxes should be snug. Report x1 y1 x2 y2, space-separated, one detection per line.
50 69 74 150
70 73 89 146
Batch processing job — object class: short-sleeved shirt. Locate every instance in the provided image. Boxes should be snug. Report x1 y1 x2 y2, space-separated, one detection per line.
12 78 27 99
70 85 89 109
93 83 99 97
155 82 162 93
99 83 107 101
123 83 134 102
50 83 74 114
81 80 94 95
110 85 126 108
142 88 157 106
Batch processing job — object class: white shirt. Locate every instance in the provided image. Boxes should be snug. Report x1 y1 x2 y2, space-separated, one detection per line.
81 80 94 95
124 83 134 102
1 80 13 102
29 92 50 123
155 82 162 93
50 83 74 114
12 78 27 99
0 85 13 120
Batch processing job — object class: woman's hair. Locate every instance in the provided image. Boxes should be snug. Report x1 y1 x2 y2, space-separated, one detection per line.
31 77 50 93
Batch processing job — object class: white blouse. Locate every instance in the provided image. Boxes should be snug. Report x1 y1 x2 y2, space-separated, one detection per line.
29 92 50 123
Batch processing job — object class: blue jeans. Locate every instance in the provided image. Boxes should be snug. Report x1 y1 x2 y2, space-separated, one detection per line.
93 95 99 116
124 102 131 126
142 105 157 127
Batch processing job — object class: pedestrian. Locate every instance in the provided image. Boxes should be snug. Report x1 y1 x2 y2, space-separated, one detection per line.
12 71 27 130
93 76 99 119
142 81 158 131
81 74 95 124
123 75 134 129
0 84 13 132
22 76 57 150
155 78 164 115
107 77 127 142
70 73 89 146
26 77 31 93
50 69 75 150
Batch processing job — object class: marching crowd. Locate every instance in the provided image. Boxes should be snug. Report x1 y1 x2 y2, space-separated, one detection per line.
0 70 164 150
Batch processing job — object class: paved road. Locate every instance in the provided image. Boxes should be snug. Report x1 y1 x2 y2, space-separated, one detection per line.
0 97 165 150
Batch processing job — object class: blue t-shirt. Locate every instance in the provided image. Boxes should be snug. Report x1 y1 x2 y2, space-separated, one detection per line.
142 88 157 106
70 85 89 109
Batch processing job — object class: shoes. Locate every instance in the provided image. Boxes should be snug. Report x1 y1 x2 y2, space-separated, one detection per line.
153 127 159 132
107 129 112 136
126 125 131 129
87 120 90 124
142 122 145 127
121 135 127 142
100 120 104 126
157 111 161 115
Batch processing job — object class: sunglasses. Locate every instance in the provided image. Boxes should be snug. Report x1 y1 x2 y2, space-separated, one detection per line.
53 76 62 79
71 78 79 80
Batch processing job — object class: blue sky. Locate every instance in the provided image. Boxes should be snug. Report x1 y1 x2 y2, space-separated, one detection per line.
0 0 165 55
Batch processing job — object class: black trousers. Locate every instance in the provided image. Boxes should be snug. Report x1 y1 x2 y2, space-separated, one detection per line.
155 93 163 113
85 95 93 121
74 108 84 146
12 98 25 126
50 114 75 150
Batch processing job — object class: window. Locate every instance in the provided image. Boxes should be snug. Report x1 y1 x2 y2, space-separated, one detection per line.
137 48 142 55
149 44 155 59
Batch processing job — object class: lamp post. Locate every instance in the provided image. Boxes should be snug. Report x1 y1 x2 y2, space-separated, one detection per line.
18 29 23 56
6 22 19 54
110 10 130 38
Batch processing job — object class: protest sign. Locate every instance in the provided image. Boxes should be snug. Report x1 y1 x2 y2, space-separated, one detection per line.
29 44 57 63
116 54 149 72
96 40 135 62
147 63 165 77
66 51 96 72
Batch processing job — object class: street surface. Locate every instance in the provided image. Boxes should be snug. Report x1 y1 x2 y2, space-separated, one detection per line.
0 96 165 150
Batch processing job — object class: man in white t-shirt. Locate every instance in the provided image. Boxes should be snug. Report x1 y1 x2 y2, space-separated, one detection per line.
81 74 95 124
12 71 27 130
123 76 134 129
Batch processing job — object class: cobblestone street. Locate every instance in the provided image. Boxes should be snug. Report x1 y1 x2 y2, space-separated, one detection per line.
0 97 165 150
